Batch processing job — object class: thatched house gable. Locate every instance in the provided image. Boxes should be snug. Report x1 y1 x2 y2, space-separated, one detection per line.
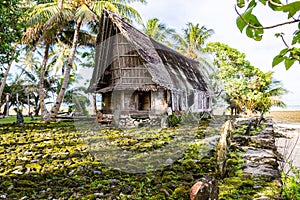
88 9 212 117
88 9 208 93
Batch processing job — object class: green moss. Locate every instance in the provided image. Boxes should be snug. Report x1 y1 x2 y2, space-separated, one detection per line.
219 177 256 200
171 186 189 199
2 118 279 199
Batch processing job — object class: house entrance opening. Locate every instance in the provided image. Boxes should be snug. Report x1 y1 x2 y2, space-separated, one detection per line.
138 91 151 111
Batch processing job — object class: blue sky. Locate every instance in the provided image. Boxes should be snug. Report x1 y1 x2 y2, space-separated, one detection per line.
132 0 300 106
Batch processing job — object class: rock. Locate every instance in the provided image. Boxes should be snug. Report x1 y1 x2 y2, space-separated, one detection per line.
242 164 280 179
165 158 174 165
24 151 33 155
190 176 218 200
11 170 23 175
7 185 14 190
68 169 76 176
253 196 271 200
242 147 280 179
93 170 102 175
121 185 133 194
110 179 120 185
216 120 233 177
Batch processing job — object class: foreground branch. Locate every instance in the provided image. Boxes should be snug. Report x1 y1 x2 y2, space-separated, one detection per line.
234 5 300 30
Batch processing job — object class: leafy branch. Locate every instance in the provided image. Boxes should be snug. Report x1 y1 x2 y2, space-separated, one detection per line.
234 5 300 30
234 0 300 69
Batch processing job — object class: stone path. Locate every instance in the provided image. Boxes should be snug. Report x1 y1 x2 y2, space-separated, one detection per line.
274 123 300 174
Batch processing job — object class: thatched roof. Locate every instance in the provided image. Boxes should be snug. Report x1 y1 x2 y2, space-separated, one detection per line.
88 9 209 93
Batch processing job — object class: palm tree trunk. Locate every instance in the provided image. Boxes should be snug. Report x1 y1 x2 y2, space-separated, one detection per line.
39 43 50 120
0 62 13 107
50 17 83 119
0 44 17 105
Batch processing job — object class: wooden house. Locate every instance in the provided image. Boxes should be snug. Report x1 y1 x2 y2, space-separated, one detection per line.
87 9 212 122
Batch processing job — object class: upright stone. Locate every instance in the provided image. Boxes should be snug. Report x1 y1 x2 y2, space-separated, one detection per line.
190 176 218 200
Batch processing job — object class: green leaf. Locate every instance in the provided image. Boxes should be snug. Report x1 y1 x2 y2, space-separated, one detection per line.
246 27 254 38
272 55 285 67
236 7 254 32
280 48 289 56
284 58 295 70
279 1 300 18
245 26 263 41
292 32 300 45
268 0 282 11
247 0 257 9
237 0 245 8
259 0 267 5
236 16 247 33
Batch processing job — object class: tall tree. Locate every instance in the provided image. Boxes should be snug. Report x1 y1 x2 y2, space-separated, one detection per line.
142 18 175 45
0 0 26 107
205 42 286 115
23 0 74 120
174 22 216 94
174 22 214 59
235 0 300 69
49 0 146 118
255 71 287 118
17 52 57 116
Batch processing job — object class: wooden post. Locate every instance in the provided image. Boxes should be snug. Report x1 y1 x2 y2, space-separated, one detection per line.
5 93 9 116
120 91 124 111
93 93 97 115
27 94 31 116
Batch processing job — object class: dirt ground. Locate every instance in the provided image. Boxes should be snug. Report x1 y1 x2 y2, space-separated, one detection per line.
267 110 300 123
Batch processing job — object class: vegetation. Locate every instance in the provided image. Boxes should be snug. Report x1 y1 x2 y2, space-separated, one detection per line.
174 23 214 59
0 120 220 199
0 0 27 102
3 0 146 120
142 18 175 45
0 1 294 198
281 163 300 199
0 117 285 199
235 0 300 69
0 0 26 66
205 42 286 116
0 0 287 120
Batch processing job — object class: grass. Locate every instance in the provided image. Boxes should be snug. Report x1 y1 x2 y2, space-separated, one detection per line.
0 116 41 124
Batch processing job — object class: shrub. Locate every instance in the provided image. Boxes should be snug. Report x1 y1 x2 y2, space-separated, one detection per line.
167 112 182 127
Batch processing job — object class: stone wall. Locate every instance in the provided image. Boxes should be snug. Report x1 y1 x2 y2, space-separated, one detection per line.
232 118 282 199
102 114 165 129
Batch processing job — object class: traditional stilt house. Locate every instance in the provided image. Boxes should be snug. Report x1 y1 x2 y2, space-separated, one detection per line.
87 9 213 126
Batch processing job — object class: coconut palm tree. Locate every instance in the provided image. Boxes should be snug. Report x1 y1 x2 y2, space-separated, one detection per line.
174 23 214 59
142 18 175 45
16 52 58 116
23 0 74 120
255 71 287 120
49 0 146 119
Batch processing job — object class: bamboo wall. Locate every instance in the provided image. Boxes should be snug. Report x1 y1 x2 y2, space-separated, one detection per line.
110 34 153 86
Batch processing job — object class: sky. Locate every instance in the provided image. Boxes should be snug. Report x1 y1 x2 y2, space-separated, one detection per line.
131 0 300 106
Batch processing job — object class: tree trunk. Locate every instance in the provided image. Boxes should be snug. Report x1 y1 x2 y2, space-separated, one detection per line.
39 43 50 120
4 94 10 116
50 17 83 119
93 93 97 115
0 62 13 105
